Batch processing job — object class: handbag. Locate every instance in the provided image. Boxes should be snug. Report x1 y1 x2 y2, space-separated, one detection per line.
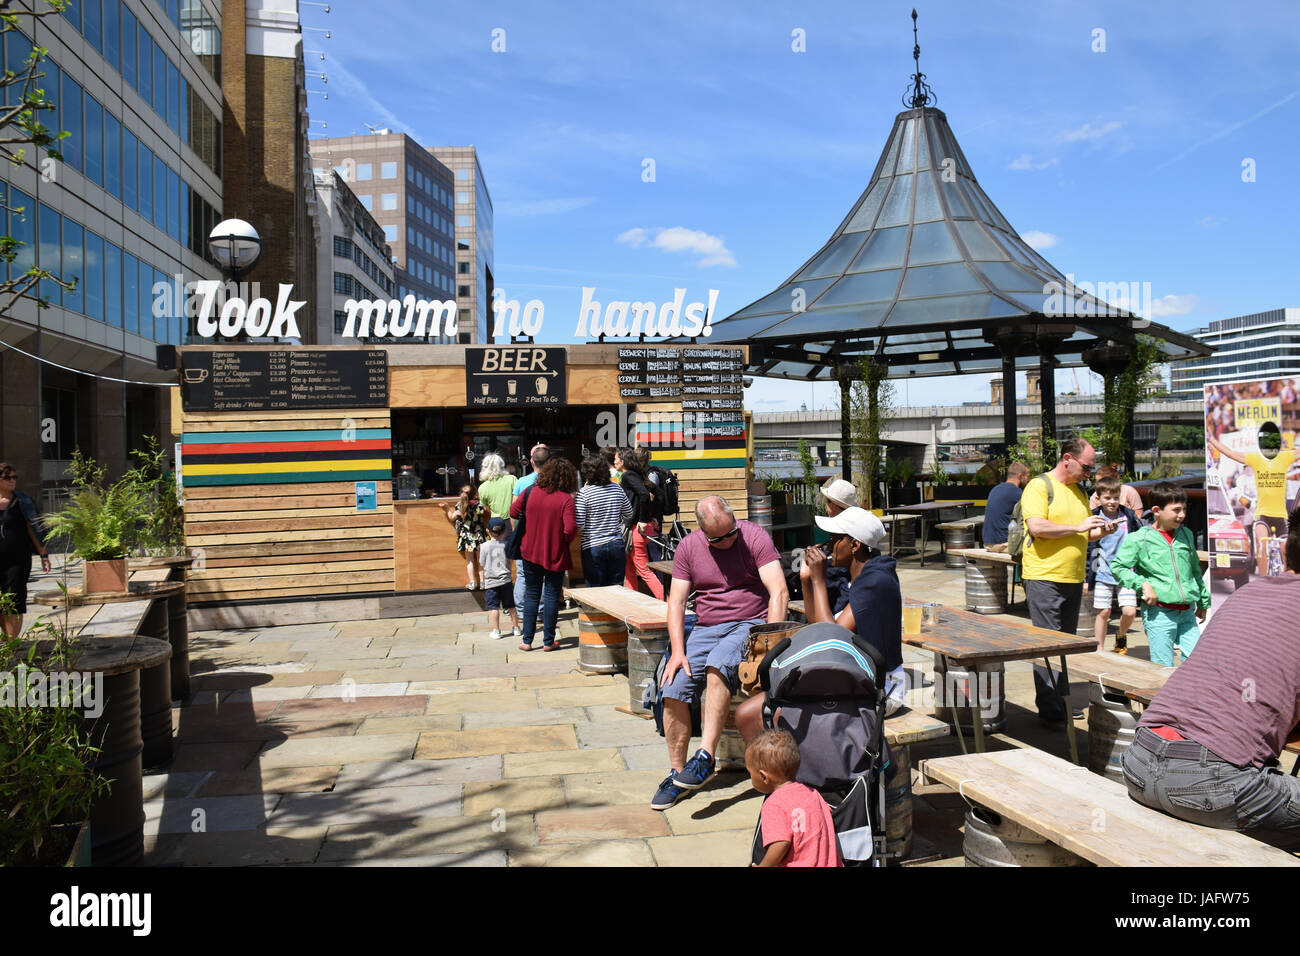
737 621 805 697
505 486 533 562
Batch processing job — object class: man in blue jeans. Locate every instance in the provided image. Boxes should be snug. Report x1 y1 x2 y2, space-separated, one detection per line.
1121 508 1300 846
652 495 788 810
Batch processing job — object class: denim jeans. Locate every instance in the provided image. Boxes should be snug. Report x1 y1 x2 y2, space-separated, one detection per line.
513 560 527 610
521 559 565 647
581 538 626 587
1024 579 1082 720
1122 728 1300 847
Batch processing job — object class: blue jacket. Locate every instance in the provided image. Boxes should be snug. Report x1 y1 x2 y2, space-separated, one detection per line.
1 490 45 551
1085 504 1140 587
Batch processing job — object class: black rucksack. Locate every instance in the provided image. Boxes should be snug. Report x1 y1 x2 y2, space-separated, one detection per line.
647 465 680 517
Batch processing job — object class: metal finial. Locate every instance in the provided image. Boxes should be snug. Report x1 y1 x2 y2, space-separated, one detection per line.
903 8 937 109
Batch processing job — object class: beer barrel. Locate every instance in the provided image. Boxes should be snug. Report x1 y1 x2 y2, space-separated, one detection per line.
626 626 670 714
138 600 174 768
748 495 772 527
964 806 1092 867
940 524 975 569
577 609 628 675
884 743 914 860
1087 683 1139 782
714 692 749 771
1076 599 1099 640
964 559 1008 614
167 589 190 700
933 653 1006 734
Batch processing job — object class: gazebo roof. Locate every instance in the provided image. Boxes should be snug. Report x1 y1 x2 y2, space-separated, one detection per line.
705 105 1210 380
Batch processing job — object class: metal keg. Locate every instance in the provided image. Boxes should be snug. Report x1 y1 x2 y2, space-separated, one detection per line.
942 525 974 569
1076 599 1099 640
626 626 669 714
884 744 913 860
964 559 1008 614
1087 682 1140 782
748 494 772 527
576 609 629 675
894 518 917 551
963 806 1092 867
714 692 749 771
933 653 1006 734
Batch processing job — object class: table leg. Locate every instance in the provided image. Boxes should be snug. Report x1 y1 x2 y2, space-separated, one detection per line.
949 691 969 755
1059 654 1080 765
919 518 928 568
969 667 986 754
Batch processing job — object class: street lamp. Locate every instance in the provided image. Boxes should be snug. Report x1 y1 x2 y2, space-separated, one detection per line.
208 219 262 281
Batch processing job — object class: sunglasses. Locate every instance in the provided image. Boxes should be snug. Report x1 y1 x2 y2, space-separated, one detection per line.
706 526 739 544
0 473 15 480
1071 457 1096 475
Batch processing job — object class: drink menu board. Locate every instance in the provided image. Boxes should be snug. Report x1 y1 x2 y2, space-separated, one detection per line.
617 346 745 399
180 350 388 411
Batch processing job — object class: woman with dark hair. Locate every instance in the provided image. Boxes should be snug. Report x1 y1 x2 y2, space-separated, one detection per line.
0 462 51 637
577 454 632 587
510 457 578 651
617 446 664 599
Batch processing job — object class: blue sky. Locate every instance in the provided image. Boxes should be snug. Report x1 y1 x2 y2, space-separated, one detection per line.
304 0 1300 411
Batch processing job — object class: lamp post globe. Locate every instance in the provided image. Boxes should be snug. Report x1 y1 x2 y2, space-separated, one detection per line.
208 219 262 281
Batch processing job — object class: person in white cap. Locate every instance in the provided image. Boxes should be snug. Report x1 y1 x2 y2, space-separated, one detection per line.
818 478 860 613
737 506 906 742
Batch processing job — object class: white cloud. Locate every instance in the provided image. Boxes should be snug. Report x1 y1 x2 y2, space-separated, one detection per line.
1196 215 1221 228
1149 294 1198 318
1057 120 1125 144
616 226 738 268
1020 230 1060 250
496 196 595 218
1008 153 1059 171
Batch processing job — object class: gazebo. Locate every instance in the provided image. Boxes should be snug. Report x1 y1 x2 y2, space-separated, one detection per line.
703 17 1212 479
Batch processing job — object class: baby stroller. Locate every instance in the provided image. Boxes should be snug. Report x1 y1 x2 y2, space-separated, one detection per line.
750 621 892 867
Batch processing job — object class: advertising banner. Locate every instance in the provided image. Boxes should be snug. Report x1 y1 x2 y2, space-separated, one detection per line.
1204 377 1300 610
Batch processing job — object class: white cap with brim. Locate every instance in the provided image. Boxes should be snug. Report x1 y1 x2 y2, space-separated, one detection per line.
815 507 887 549
820 477 859 509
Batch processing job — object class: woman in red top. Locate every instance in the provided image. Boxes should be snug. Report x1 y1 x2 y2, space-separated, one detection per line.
509 457 578 651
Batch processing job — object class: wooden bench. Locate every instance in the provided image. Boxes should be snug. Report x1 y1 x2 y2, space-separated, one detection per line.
922 748 1300 866
564 585 670 711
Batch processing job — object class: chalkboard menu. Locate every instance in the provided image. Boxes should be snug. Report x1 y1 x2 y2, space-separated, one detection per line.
617 346 745 399
180 350 389 411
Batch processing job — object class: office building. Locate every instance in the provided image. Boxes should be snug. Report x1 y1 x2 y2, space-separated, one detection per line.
427 146 493 345
312 169 395 343
0 0 225 505
220 0 317 342
1170 308 1300 399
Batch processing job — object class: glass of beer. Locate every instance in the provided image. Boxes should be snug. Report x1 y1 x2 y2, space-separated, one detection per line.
902 604 923 635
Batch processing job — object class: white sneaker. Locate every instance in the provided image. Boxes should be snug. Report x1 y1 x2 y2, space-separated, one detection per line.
489 629 502 640
511 625 522 638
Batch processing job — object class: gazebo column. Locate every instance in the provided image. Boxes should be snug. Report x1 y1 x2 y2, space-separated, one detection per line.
1084 341 1133 471
1039 354 1058 446
1001 351 1017 453
838 369 853 483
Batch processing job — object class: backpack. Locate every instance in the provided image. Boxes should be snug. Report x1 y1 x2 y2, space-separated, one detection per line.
1007 474 1053 562
647 465 680 517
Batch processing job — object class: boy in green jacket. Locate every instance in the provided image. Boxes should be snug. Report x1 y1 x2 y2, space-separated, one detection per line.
1112 482 1210 666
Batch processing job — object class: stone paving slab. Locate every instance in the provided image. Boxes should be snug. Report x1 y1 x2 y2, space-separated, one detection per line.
459 707 593 730
170 741 263 772
648 829 754 867
344 666 459 683
414 724 578 760
335 756 502 791
425 690 539 714
270 695 428 720
516 673 619 690
561 769 667 808
661 773 761 835
535 805 670 842
537 684 631 707
195 766 340 797
504 747 625 778
509 839 657 867
145 827 329 866
192 669 340 690
574 717 659 750
307 681 410 699
456 659 578 678
141 770 212 800
269 784 463 826
317 815 536 862
408 676 515 695
222 686 315 703
463 777 566 816
620 743 671 772
143 794 281 834
258 733 418 769
306 851 509 867
357 715 462 735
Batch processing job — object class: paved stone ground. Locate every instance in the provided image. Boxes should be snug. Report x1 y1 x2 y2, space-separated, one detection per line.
17 548 1213 866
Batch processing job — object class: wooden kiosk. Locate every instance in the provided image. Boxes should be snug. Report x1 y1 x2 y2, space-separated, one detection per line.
172 343 750 623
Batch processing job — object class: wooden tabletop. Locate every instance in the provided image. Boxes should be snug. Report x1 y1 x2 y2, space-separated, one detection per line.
17 635 171 676
922 749 1300 867
902 605 1096 664
562 585 670 631
884 708 950 745
949 547 1016 564
1066 650 1172 701
887 501 976 514
649 560 675 576
128 555 191 570
32 579 184 608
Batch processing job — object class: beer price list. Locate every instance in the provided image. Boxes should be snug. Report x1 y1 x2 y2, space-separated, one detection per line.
181 350 388 411
616 346 745 399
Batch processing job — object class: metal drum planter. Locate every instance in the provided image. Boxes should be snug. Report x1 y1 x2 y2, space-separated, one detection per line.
964 560 1008 614
964 806 1091 867
884 744 913 860
1087 683 1140 782
576 609 629 675
626 627 670 714
714 692 750 771
933 653 1006 734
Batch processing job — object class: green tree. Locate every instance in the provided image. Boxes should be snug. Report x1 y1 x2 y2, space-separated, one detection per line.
847 357 894 510
1 0 74 317
1098 336 1163 469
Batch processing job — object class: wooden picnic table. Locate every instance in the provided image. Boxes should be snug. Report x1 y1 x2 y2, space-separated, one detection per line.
887 501 977 567
901 604 1096 763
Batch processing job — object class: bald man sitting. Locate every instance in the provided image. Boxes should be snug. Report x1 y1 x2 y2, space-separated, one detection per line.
651 495 788 810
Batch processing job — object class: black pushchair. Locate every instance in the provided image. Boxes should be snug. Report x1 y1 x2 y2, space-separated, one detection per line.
750 621 892 867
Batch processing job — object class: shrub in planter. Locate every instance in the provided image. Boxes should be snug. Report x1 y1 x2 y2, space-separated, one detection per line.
43 452 147 594
0 604 107 866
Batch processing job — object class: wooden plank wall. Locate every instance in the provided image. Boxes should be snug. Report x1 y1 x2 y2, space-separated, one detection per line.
180 408 395 603
634 403 750 530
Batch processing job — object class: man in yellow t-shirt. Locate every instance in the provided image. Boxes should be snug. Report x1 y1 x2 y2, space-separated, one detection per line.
1021 438 1115 723
1209 433 1298 575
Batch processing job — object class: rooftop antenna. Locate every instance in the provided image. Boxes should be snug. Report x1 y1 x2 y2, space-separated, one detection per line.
903 9 936 109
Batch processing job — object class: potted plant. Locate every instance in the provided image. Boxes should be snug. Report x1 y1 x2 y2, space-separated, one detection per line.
0 598 105 866
884 457 920 507
44 452 146 594
764 473 789 519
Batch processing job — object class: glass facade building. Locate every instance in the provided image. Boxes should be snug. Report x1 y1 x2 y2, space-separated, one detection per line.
429 146 493 345
1170 309 1300 399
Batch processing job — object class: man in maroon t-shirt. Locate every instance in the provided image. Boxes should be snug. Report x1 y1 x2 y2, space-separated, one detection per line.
1121 507 1300 844
650 495 788 810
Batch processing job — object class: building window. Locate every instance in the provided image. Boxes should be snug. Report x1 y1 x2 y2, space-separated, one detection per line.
456 192 469 204
334 309 348 335
457 215 469 228
334 273 352 295
458 239 470 251
333 164 349 182
358 195 372 211
383 224 398 241
381 193 397 210
457 261 469 274
457 285 470 297
333 236 351 258
381 161 397 179
356 163 372 180
406 165 414 182
456 168 470 180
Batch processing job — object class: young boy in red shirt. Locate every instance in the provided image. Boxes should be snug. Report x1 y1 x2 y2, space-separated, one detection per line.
747 730 842 867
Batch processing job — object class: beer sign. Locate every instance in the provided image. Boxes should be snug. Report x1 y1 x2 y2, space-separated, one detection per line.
466 347 567 406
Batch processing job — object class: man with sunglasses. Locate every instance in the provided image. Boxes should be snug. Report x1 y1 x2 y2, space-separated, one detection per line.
1021 438 1117 724
651 495 788 810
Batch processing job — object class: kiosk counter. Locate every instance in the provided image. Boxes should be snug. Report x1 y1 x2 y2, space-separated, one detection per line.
171 343 750 606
